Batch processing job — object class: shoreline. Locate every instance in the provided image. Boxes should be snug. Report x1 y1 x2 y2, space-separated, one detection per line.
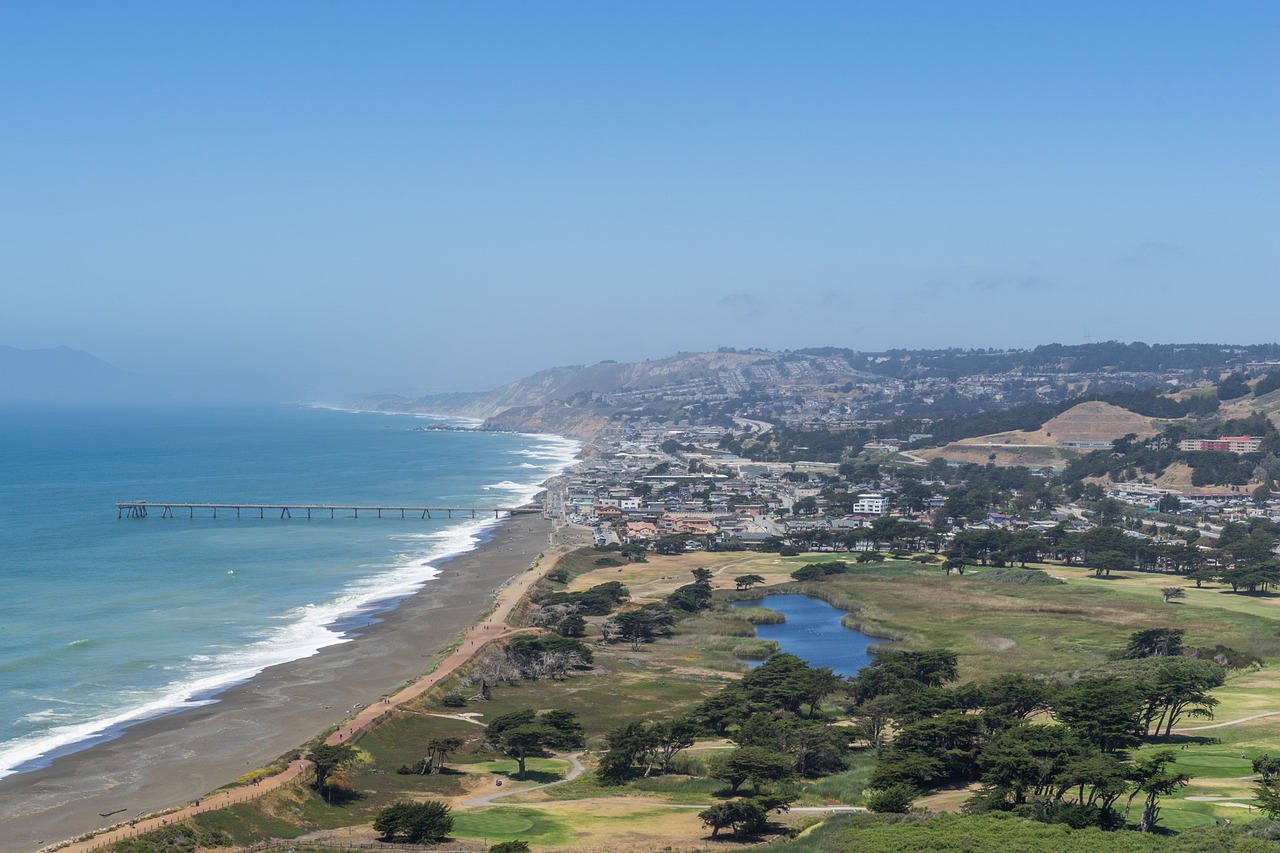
0 510 565 853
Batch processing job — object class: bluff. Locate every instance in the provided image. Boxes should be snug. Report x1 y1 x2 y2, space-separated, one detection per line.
348 351 771 435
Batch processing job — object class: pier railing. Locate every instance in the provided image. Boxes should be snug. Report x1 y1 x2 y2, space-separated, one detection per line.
117 501 542 520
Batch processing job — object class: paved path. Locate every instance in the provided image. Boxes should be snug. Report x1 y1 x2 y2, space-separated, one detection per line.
462 752 586 807
55 542 574 853
1175 710 1280 732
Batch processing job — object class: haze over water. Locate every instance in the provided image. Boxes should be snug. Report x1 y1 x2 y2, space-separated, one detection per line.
0 403 576 778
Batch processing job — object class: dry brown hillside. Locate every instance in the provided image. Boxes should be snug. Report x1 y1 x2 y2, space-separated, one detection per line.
918 401 1162 469
1023 401 1162 443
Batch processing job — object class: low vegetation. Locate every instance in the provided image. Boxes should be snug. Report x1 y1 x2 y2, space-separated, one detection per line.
114 543 1280 851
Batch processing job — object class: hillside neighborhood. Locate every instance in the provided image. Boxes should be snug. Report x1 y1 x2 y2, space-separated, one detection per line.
544 412 1280 567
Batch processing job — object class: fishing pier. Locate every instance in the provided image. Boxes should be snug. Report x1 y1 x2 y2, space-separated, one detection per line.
117 501 541 520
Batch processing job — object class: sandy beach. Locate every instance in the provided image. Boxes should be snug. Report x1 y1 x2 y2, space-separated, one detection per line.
0 511 562 853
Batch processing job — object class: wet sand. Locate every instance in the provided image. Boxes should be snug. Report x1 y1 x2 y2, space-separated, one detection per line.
0 512 555 853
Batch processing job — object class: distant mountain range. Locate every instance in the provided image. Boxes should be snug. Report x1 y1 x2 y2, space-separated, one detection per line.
0 346 306 403
9 341 1280 418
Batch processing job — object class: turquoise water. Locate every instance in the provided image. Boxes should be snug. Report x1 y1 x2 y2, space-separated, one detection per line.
0 403 576 777
732 594 876 677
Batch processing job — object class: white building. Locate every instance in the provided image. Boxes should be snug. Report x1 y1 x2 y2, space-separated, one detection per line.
851 493 887 515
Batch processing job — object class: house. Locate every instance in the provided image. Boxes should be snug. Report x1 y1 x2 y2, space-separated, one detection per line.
619 521 659 541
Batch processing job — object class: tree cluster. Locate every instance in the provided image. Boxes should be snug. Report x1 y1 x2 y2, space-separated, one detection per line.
850 638 1220 833
601 603 674 649
596 654 846 838
666 568 715 612
463 635 594 698
534 580 630 615
944 521 1280 596
372 800 453 843
485 708 585 779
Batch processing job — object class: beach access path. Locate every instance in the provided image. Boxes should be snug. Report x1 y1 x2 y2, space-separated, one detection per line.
17 516 586 853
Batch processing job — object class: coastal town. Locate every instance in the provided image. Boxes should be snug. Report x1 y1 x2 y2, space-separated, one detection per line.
542 417 1280 574
17 343 1280 853
519 346 1280 569
6 1 1276 850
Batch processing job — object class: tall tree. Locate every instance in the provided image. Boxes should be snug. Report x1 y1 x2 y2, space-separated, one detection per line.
373 800 454 843
1252 754 1280 818
1124 750 1189 832
308 743 355 792
493 724 552 780
1053 678 1144 752
713 746 794 794
1125 628 1184 659
421 736 465 774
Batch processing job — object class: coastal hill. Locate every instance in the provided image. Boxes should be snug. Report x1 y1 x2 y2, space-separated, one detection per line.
0 345 304 403
0 345 140 402
350 343 1280 442
916 401 1163 469
350 350 775 434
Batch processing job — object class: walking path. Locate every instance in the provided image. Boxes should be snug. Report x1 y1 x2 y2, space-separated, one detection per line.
54 540 574 853
461 752 586 807
55 533 855 852
1175 710 1280 732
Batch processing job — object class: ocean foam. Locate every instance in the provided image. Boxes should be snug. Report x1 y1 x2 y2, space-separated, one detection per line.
0 421 580 780
0 516 495 779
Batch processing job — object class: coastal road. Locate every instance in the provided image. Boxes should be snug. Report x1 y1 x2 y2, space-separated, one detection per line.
733 416 773 435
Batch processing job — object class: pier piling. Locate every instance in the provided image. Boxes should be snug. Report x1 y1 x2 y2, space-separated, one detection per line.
115 502 539 522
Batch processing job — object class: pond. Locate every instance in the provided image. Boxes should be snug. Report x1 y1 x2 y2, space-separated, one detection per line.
731 594 877 678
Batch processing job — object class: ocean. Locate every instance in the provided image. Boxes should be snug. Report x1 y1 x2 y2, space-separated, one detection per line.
0 403 576 779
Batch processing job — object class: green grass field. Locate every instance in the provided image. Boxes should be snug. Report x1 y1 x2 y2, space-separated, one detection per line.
149 545 1280 851
452 807 574 845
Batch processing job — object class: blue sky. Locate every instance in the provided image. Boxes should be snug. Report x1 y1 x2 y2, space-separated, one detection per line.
1 2 1275 392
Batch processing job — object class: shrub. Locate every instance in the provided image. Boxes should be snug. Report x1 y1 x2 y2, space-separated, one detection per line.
1186 644 1262 669
110 825 231 853
735 607 786 625
373 800 453 843
442 693 467 708
1256 371 1280 397
866 784 918 813
556 613 587 637
536 581 629 615
490 842 531 853
779 545 801 557
732 639 780 660
978 569 1064 586
793 560 849 581
506 634 594 666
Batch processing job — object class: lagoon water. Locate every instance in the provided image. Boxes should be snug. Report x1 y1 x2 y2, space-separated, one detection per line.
0 403 576 779
733 594 876 677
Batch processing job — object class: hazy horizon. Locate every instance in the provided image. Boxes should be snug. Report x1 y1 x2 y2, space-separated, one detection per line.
2 2 1276 394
